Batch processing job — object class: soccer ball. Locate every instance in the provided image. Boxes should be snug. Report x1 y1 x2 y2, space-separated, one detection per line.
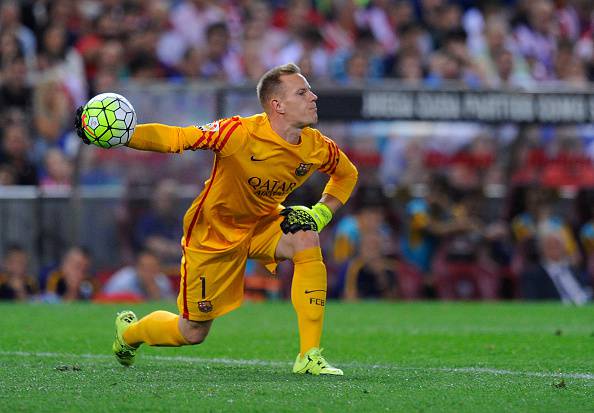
80 93 136 148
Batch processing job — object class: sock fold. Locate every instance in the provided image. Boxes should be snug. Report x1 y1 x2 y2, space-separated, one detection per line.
123 310 189 347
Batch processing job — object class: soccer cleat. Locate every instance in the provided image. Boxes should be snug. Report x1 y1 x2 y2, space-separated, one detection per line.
292 347 344 376
112 310 138 366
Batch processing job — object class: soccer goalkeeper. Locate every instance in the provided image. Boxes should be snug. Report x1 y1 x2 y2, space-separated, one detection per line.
75 63 358 375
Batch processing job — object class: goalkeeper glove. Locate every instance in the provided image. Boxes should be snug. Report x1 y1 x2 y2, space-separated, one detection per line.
280 203 333 234
74 106 91 145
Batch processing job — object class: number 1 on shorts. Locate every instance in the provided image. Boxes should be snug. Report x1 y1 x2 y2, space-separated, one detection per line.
200 276 206 299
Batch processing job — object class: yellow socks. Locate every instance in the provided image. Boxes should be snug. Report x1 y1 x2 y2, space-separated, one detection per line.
123 310 189 347
291 247 327 355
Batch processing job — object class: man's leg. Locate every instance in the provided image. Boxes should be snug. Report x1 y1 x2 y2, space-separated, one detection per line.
277 232 326 355
275 230 343 375
113 310 213 366
124 312 212 346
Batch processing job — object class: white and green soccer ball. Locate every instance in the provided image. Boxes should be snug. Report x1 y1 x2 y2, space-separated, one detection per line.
81 92 136 148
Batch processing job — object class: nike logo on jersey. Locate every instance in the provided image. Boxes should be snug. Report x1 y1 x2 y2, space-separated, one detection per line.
304 289 326 294
250 155 265 161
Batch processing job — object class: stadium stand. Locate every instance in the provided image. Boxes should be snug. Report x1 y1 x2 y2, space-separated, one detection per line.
1 0 593 302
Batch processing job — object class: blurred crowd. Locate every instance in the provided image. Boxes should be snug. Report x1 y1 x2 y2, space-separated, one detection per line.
1 175 593 304
3 0 594 185
2 0 594 304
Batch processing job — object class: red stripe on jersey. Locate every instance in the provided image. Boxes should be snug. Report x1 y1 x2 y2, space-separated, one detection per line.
182 246 189 319
202 130 216 149
217 121 240 152
211 118 234 150
321 140 336 173
191 131 207 150
320 140 334 171
184 158 219 247
329 145 340 174
210 129 223 150
217 118 234 138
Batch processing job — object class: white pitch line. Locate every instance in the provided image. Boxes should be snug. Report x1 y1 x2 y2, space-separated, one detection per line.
1 350 593 380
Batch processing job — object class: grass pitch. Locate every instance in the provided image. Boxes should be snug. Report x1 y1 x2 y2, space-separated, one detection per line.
0 301 593 412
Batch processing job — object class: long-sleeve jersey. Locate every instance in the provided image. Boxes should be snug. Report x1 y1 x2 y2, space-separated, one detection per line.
128 113 358 252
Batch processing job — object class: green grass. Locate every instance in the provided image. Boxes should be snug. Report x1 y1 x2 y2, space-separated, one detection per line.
0 301 593 412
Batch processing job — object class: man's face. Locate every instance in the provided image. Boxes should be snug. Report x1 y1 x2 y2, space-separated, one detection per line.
276 73 318 128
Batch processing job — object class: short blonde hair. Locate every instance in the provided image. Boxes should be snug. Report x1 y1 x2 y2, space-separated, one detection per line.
256 63 301 109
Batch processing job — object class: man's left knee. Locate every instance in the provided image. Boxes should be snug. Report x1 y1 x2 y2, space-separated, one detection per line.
289 230 320 254
276 229 322 260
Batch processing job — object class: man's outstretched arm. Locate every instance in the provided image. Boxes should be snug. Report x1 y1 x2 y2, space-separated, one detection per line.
76 107 244 155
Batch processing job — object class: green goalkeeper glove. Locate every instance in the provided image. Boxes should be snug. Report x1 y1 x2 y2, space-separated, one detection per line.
279 203 333 234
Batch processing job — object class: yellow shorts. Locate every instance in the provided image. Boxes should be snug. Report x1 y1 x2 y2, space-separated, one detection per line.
177 214 284 321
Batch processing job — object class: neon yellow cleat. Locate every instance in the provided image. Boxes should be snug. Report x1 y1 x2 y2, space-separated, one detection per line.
112 310 138 366
292 348 344 376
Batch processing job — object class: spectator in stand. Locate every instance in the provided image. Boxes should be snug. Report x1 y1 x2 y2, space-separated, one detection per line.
472 15 532 88
176 46 203 79
513 0 557 81
32 75 77 161
198 22 244 83
320 0 358 54
40 148 73 188
423 178 499 299
0 244 38 300
0 55 33 117
334 184 422 300
45 246 97 301
393 51 424 85
277 27 329 80
102 250 174 301
577 195 594 286
0 30 22 72
126 25 167 80
0 121 38 185
0 164 17 185
91 40 126 87
417 0 447 47
0 1 36 67
75 12 123 86
162 0 225 69
240 1 287 79
133 179 182 268
36 23 87 107
425 50 462 86
355 0 398 55
343 50 372 85
521 226 590 304
441 29 484 86
343 228 400 300
331 29 384 84
554 39 588 89
511 188 580 270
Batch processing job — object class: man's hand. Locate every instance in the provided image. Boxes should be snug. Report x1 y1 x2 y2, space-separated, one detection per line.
280 203 333 234
74 106 91 144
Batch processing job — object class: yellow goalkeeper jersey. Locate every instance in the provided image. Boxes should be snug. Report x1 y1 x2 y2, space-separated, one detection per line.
129 113 358 252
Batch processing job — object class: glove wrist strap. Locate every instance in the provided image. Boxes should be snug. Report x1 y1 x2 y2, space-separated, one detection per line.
312 202 333 230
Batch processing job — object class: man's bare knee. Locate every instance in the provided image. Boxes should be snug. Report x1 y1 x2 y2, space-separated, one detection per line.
276 230 321 259
178 318 213 345
291 230 320 251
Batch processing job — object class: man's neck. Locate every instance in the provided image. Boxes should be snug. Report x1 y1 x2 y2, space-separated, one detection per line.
268 116 302 145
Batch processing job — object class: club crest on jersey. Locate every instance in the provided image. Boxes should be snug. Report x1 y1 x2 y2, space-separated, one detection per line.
198 300 213 313
295 163 313 176
197 120 219 132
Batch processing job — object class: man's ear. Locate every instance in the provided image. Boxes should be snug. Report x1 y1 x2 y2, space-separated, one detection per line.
271 98 285 114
